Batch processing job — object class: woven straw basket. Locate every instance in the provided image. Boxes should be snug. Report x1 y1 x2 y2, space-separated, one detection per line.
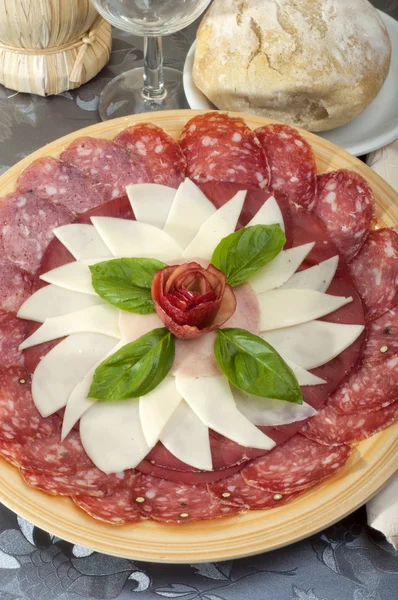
0 0 112 96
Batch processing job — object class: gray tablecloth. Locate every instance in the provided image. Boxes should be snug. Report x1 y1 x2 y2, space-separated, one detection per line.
0 2 397 598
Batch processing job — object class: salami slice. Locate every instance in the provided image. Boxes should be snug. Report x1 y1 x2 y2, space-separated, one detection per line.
131 473 242 523
16 157 107 214
0 431 92 474
115 123 186 189
0 192 75 274
302 402 398 446
208 473 301 510
74 473 142 524
21 467 126 497
328 356 398 414
0 259 32 313
0 312 26 367
349 229 398 321
0 367 59 442
363 307 398 364
61 137 149 201
179 113 270 189
241 434 351 493
255 124 317 209
314 171 375 261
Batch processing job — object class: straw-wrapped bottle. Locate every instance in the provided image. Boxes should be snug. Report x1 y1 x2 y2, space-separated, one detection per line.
0 0 112 96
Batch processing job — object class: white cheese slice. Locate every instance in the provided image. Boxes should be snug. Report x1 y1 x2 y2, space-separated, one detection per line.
31 332 116 417
91 217 183 259
258 289 352 331
54 224 111 260
17 285 105 322
176 374 275 450
160 401 212 471
80 400 151 474
247 196 285 231
281 256 339 293
182 191 246 259
250 243 314 294
119 311 164 343
163 178 216 249
61 340 125 440
139 377 182 448
285 360 326 386
40 258 101 295
126 183 176 229
232 387 317 426
19 305 120 350
262 321 365 370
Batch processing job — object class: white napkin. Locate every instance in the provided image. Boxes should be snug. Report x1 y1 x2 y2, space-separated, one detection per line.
365 140 398 548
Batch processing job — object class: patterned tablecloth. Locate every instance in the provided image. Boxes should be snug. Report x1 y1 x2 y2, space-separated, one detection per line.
0 2 397 599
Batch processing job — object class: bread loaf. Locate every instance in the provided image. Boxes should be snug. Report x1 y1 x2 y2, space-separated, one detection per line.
193 0 391 132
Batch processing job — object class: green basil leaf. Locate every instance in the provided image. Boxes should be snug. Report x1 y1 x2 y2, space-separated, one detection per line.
211 224 286 287
88 328 175 401
214 327 302 404
90 257 166 314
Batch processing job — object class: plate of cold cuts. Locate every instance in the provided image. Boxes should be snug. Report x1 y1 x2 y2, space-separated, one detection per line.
0 109 397 563
183 11 398 157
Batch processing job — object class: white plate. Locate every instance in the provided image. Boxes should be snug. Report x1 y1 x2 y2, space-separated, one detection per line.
183 10 398 157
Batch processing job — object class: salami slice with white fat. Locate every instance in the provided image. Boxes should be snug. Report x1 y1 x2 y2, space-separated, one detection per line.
131 473 242 523
0 430 92 474
17 157 107 214
349 229 398 321
363 307 398 364
0 312 26 367
328 356 398 414
302 402 398 446
255 124 317 209
208 473 301 510
314 170 375 261
241 434 351 492
0 367 59 442
179 113 270 189
61 137 149 201
0 192 75 274
115 123 186 189
21 467 126 497
0 259 32 313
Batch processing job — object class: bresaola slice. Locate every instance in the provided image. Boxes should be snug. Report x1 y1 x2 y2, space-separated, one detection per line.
179 113 270 189
115 123 186 189
314 170 375 262
255 124 317 209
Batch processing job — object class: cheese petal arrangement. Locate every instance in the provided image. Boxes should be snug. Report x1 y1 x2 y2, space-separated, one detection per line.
0 113 396 527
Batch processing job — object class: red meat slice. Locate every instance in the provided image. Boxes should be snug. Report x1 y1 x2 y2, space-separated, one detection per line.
0 312 26 367
328 356 398 414
314 170 375 261
21 467 126 497
0 367 59 442
38 238 74 276
136 458 243 484
0 192 75 274
61 137 149 201
208 473 301 509
22 321 63 374
349 229 398 321
16 157 107 214
302 401 398 446
363 307 398 364
241 434 351 493
115 123 186 188
255 123 317 209
0 259 32 313
77 194 134 223
131 473 241 523
179 113 270 189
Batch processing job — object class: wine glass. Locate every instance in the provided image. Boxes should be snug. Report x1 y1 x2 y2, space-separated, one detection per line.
90 0 212 120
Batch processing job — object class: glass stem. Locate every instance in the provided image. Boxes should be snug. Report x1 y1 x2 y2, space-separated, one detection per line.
142 36 166 99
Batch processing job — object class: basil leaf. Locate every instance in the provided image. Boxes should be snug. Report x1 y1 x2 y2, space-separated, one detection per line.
214 327 302 404
88 328 175 401
90 257 166 314
211 224 286 287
